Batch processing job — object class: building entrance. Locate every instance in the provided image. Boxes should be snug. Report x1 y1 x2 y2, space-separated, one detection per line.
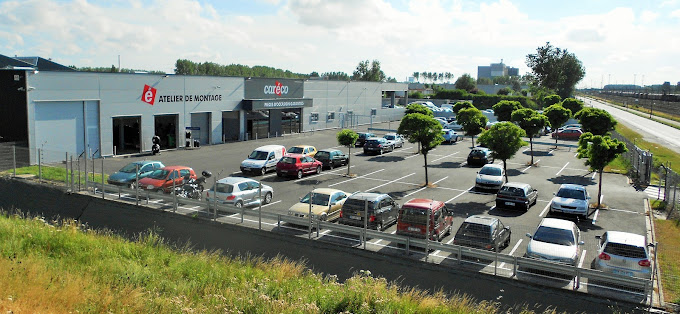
112 116 141 155
281 109 301 134
246 110 269 140
154 114 178 150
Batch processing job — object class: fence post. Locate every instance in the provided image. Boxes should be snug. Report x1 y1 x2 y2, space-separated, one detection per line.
135 164 140 206
38 148 42 183
258 182 262 230
12 144 16 177
172 173 177 212
70 156 74 192
84 150 88 193
101 157 105 199
65 152 69 192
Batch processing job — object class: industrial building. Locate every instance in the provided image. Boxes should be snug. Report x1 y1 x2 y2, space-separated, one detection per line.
477 60 519 79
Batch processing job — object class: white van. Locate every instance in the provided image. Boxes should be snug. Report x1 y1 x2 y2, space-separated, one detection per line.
240 145 286 175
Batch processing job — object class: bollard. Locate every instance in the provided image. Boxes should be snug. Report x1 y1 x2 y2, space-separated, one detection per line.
12 145 16 177
363 199 368 250
101 157 105 199
38 148 42 182
65 152 69 192
258 182 262 230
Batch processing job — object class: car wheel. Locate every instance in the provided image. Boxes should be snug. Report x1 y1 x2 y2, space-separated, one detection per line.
263 192 272 204
329 162 334 170
297 170 303 179
235 200 243 208
377 221 384 231
260 167 267 176
316 166 322 174
379 148 383 155
320 213 328 221
276 172 282 177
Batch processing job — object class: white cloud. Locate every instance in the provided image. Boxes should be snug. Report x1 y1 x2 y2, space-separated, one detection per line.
641 10 659 23
671 9 680 18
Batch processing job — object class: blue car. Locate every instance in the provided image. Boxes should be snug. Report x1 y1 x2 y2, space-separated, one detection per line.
107 160 165 188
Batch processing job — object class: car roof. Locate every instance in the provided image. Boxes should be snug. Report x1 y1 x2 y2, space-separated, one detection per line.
403 198 445 210
290 145 314 149
255 145 285 151
464 215 498 226
133 160 161 165
162 165 191 171
366 137 385 140
311 188 346 195
317 149 341 153
471 146 490 151
502 182 530 189
605 231 646 246
282 153 304 159
540 217 576 230
559 184 586 191
481 164 503 170
216 176 255 184
384 132 398 136
348 192 387 201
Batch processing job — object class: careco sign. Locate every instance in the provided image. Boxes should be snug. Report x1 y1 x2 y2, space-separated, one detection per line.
244 78 304 99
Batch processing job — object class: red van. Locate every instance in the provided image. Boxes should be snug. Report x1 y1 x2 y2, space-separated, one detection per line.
396 198 453 241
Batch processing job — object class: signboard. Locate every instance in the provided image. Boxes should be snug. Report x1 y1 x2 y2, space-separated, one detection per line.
244 78 304 99
243 98 313 111
185 126 200 130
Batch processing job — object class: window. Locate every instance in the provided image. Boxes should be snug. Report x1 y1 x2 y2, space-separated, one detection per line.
238 182 249 191
310 112 319 122
179 169 190 177
140 165 153 172
248 181 261 190
327 112 335 121
371 108 377 116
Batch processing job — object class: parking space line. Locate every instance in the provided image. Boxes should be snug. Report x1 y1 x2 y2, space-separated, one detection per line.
521 159 539 173
327 169 385 187
522 147 530 153
365 172 416 192
574 152 579 158
293 166 355 182
555 162 569 176
405 153 421 159
539 202 551 217
446 237 455 245
608 207 643 215
505 161 589 172
592 208 599 223
261 200 281 208
548 149 555 155
431 152 459 163
578 250 587 268
591 172 597 180
445 187 473 203
403 176 449 198
499 239 524 268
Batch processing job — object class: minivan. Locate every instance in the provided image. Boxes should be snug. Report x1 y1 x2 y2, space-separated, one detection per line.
240 145 286 176
338 192 399 231
396 198 453 241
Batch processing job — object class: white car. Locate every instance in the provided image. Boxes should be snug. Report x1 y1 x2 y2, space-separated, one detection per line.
525 218 584 266
383 133 405 148
550 184 590 219
475 164 504 191
240 145 286 176
593 231 651 279
206 177 273 208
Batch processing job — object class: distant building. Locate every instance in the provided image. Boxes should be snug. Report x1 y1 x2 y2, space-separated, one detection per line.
477 59 519 79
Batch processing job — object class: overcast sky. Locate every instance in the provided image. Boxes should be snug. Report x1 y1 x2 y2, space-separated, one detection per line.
1 0 678 88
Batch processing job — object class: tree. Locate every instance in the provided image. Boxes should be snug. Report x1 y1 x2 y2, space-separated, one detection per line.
543 94 562 107
575 108 617 135
561 98 584 116
336 129 359 176
492 100 523 121
413 72 420 82
405 103 434 117
497 87 512 95
577 133 627 209
455 73 477 92
352 60 386 82
456 107 488 147
397 113 444 185
477 77 493 85
452 101 475 114
543 104 572 146
478 122 526 182
526 42 585 98
511 109 549 165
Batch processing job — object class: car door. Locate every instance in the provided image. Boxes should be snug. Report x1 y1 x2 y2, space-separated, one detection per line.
496 220 508 247
248 181 264 202
266 152 277 169
163 169 179 190
238 181 254 204
329 191 347 219
304 156 316 173
139 164 154 178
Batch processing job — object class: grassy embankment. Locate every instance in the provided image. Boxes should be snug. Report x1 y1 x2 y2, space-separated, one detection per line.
1 165 108 185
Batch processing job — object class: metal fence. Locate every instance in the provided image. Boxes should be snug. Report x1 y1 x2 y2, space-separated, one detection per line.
610 132 653 186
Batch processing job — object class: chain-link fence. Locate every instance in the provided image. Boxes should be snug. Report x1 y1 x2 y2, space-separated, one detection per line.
610 132 653 186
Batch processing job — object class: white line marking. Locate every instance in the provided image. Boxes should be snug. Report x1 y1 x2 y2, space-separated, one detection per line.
556 162 569 176
522 147 530 153
319 229 331 235
261 200 281 208
460 161 467 167
591 172 597 180
431 152 459 163
608 208 643 214
327 169 385 187
403 176 449 198
592 208 599 223
365 172 416 192
548 149 555 155
445 187 473 203
446 237 455 245
293 166 354 182
405 153 421 159
574 152 579 158
509 239 523 256
578 250 587 268
521 165 532 173
539 202 551 217
599 194 604 205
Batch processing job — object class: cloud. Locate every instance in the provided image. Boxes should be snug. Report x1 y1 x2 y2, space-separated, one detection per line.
640 10 659 23
671 9 680 18
566 29 605 43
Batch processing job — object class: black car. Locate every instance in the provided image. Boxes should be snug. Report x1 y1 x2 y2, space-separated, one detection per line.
363 137 394 155
338 192 399 231
453 215 511 251
467 147 494 166
355 132 376 147
314 149 348 169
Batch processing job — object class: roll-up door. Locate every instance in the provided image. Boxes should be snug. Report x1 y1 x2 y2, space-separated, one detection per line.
190 112 210 145
34 101 84 163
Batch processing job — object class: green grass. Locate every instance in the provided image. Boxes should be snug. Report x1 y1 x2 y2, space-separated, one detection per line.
655 219 680 304
615 123 680 175
0 165 108 185
0 213 515 313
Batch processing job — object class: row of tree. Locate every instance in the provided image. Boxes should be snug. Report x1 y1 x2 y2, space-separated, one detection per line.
412 72 455 84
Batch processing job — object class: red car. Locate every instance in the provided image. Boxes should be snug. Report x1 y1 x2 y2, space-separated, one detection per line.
396 199 453 241
276 153 322 179
138 165 197 193
552 128 583 140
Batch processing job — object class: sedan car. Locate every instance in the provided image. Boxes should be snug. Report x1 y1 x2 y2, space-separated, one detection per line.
107 160 164 188
593 231 651 279
525 218 584 266
287 145 317 158
355 132 376 147
206 177 273 208
383 133 405 148
276 154 323 179
442 129 463 144
475 164 505 191
137 166 196 193
549 184 591 219
363 137 394 155
454 215 511 252
287 188 349 221
552 128 583 140
467 147 494 166
314 149 348 169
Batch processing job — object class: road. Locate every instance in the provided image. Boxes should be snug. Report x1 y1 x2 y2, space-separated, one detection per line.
578 96 680 153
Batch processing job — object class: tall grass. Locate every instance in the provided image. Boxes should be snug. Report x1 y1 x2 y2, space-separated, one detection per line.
655 219 680 304
0 212 507 313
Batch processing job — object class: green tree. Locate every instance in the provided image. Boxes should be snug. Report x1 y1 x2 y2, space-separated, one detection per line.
413 72 420 82
477 77 493 85
336 129 359 176
511 109 549 165
492 100 523 121
405 103 434 116
455 73 477 92
497 87 512 95
577 133 627 209
526 42 585 98
543 104 572 146
456 107 488 147
452 101 475 114
478 122 527 182
352 60 386 82
561 98 584 116
321 72 350 81
397 114 444 185
575 108 617 135
543 94 562 107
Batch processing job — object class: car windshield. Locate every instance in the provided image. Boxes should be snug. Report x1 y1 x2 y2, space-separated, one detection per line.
480 167 501 176
469 150 486 157
399 207 428 224
288 147 304 154
148 169 169 180
384 135 395 140
280 157 297 164
499 186 524 197
248 151 269 160
556 187 586 200
300 192 330 206
533 226 575 246
604 243 647 258
456 222 491 239
315 151 329 159
367 139 382 145
213 183 234 194
119 163 140 173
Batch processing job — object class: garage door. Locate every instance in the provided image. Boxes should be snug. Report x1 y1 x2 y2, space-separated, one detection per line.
34 101 100 163
190 112 210 145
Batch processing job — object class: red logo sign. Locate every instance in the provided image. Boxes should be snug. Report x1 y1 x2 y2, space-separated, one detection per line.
263 80 288 96
141 84 157 105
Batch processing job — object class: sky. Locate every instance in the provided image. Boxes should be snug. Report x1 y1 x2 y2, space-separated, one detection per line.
1 0 679 88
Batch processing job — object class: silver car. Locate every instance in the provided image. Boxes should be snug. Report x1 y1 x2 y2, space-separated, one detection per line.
593 231 651 279
206 177 273 208
475 164 504 191
383 133 405 148
525 218 584 266
550 184 590 219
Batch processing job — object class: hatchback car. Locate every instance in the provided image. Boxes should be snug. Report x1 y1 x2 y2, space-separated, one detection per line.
287 145 318 158
206 177 273 208
475 164 505 191
454 215 511 251
355 132 376 147
467 147 494 166
552 128 583 140
107 160 164 188
287 188 349 221
338 192 399 231
314 149 348 169
396 199 453 241
137 166 196 193
276 154 323 179
442 129 463 144
383 133 405 148
363 137 394 155
495 182 538 211
525 218 584 265
550 184 590 219
593 231 651 279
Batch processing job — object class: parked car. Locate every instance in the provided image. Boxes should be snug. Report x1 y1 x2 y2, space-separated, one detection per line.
445 121 463 131
355 132 376 147
363 137 394 155
549 184 591 219
475 164 505 191
206 176 273 208
525 218 584 266
495 182 538 211
338 192 399 231
287 145 317 158
552 128 583 140
240 145 286 175
287 188 349 221
467 147 494 166
276 153 323 179
138 165 196 193
396 198 453 241
442 129 463 144
383 133 405 148
593 231 651 279
559 123 582 130
454 215 511 251
314 149 348 169
107 160 164 188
